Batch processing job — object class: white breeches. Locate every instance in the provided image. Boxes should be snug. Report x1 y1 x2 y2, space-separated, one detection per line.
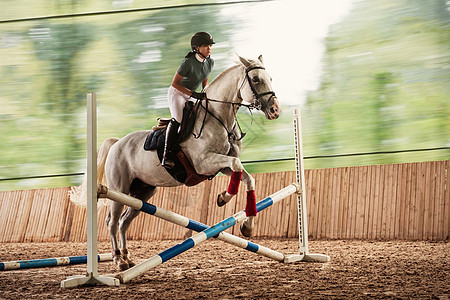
168 86 192 123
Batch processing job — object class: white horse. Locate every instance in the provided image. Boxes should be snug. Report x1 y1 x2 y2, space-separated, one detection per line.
70 55 280 271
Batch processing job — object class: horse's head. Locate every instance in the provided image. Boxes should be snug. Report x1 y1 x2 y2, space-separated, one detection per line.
238 55 280 120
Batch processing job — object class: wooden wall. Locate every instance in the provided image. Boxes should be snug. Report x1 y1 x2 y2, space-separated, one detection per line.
0 160 448 243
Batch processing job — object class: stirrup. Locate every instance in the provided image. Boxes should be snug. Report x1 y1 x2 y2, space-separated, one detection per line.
162 157 175 169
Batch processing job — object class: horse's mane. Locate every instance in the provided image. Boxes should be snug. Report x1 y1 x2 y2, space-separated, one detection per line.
208 64 241 87
208 58 264 88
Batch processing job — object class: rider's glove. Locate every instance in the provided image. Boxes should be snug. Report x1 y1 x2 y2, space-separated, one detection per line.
191 91 206 100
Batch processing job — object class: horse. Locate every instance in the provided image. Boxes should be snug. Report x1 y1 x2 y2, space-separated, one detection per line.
70 55 280 271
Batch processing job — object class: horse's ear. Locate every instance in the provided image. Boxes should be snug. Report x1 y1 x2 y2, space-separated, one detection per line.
258 55 264 65
238 55 251 67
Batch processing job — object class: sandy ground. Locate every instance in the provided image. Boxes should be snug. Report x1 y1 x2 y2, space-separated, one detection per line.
0 239 448 299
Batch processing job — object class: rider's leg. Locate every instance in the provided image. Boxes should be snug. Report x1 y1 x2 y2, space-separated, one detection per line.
164 86 187 169
162 118 180 169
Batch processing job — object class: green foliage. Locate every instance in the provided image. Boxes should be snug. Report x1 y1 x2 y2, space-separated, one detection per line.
303 0 450 168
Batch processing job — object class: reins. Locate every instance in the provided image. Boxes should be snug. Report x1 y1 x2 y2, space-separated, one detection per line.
193 98 255 141
192 64 275 141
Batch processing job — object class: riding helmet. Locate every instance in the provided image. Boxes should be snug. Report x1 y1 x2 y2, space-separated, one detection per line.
190 32 215 50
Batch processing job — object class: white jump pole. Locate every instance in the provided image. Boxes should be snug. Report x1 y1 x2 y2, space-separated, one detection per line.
98 184 289 263
114 183 302 283
61 93 120 288
1 253 112 271
293 109 330 262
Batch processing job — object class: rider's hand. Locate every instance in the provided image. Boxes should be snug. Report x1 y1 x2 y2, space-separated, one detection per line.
191 91 206 100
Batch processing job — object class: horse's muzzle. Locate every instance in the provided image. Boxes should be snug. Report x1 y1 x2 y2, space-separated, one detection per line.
264 97 280 120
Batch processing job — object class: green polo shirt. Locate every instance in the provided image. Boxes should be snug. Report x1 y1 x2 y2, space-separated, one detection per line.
177 55 214 91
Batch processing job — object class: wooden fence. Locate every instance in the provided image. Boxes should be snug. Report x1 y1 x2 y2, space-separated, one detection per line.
0 160 448 243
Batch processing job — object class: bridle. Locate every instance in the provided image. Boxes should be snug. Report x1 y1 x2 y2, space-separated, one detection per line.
193 64 276 141
243 65 276 110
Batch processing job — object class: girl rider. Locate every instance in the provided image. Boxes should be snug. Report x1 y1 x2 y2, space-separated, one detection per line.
162 32 215 169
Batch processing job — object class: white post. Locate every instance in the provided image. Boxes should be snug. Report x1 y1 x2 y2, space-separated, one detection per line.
61 93 120 288
291 109 330 263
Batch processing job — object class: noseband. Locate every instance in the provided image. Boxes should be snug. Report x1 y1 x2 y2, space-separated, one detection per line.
245 66 276 110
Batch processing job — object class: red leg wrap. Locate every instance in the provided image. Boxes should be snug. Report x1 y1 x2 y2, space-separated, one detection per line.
227 171 242 195
245 190 257 217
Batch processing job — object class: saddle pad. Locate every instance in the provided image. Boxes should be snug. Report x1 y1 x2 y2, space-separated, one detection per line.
143 129 187 183
143 129 212 186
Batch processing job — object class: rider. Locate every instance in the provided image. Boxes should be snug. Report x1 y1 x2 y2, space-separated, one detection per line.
162 32 215 169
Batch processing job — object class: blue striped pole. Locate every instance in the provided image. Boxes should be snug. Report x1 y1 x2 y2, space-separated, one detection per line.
0 253 112 271
103 184 300 283
99 184 299 266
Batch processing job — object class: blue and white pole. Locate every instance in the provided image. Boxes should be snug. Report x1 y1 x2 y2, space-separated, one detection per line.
0 253 112 271
99 184 300 268
101 184 300 283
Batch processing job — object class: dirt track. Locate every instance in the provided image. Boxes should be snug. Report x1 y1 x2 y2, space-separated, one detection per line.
0 239 448 299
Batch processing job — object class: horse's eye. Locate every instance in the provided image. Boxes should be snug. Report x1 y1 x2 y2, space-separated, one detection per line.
252 76 260 84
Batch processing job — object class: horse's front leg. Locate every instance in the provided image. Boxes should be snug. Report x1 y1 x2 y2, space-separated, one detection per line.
217 168 255 209
194 155 257 237
218 168 256 237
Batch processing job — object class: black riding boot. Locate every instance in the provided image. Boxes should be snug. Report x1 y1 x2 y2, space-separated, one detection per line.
162 118 180 169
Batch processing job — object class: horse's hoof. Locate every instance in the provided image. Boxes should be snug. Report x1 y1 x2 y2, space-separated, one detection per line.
240 222 253 237
127 260 135 268
119 262 129 271
217 191 227 207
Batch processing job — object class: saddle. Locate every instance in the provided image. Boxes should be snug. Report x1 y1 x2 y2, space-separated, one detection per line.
143 101 212 186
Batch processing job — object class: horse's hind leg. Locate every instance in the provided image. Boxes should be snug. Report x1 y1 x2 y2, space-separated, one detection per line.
106 200 129 271
118 181 157 268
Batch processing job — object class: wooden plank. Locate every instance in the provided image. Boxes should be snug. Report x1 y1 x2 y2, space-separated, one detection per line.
2 190 23 243
362 165 373 239
311 168 321 238
393 164 402 239
287 170 298 238
431 161 445 240
376 164 386 240
329 168 339 239
355 166 367 239
0 191 8 242
303 169 313 238
200 180 212 226
444 160 450 240
415 162 426 240
62 199 75 242
43 187 70 242
400 163 411 240
340 167 349 239
385 164 394 239
348 167 358 239
337 167 349 239
436 161 447 240
289 170 298 237
366 166 377 240
379 165 388 239
276 171 289 237
266 172 280 237
387 164 396 239
321 168 332 239
1 191 17 242
10 189 34 243
409 162 419 239
24 188 51 242
423 162 433 240
427 161 436 240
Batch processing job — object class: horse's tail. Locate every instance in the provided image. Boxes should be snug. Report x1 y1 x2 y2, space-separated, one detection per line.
69 137 119 206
